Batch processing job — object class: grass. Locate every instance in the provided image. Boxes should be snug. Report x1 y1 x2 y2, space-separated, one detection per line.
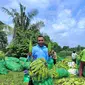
0 71 28 85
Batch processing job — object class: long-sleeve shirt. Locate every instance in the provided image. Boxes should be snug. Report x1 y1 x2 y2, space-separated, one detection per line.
32 45 49 61
80 49 85 62
72 53 77 59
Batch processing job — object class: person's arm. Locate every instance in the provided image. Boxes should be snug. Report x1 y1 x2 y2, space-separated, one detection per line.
80 50 83 58
52 52 57 64
48 51 52 57
27 47 34 61
32 47 36 60
75 53 78 58
28 52 32 57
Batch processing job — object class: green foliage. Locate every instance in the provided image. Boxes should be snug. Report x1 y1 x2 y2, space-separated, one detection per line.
58 50 72 57
6 41 29 58
0 51 5 60
0 31 8 51
68 45 85 52
51 42 61 52
43 35 51 46
63 46 69 50
6 29 41 58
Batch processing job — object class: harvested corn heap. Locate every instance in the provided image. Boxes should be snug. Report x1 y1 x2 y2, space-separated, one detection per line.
29 58 50 82
54 77 85 85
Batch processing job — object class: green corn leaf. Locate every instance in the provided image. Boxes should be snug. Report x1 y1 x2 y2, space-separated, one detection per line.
29 39 32 53
48 42 51 52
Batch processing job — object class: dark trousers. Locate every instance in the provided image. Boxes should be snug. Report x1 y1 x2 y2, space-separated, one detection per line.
72 59 76 63
79 61 85 77
53 59 56 64
28 78 34 85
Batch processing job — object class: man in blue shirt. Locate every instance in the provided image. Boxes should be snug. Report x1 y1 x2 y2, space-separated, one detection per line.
32 35 49 61
28 35 48 61
28 35 56 63
28 35 56 85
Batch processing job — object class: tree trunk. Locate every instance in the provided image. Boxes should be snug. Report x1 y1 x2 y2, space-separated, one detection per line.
13 26 16 39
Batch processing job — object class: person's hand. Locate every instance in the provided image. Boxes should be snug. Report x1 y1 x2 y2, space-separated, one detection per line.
48 51 51 56
52 52 57 59
28 52 32 57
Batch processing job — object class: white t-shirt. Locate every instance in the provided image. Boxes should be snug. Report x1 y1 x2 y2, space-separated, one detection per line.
72 53 77 59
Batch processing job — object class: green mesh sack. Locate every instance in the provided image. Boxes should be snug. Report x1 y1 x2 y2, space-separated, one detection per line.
23 74 30 82
0 59 5 67
56 68 69 78
5 60 23 71
24 62 31 69
5 57 19 63
0 60 8 74
76 59 80 66
19 57 27 62
33 77 54 85
47 58 54 69
0 67 8 74
19 61 30 70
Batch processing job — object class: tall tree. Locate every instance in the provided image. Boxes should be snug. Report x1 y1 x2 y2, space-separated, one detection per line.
0 31 8 51
0 21 13 35
2 3 44 39
0 21 13 51
63 46 69 50
2 3 44 57
77 45 81 52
